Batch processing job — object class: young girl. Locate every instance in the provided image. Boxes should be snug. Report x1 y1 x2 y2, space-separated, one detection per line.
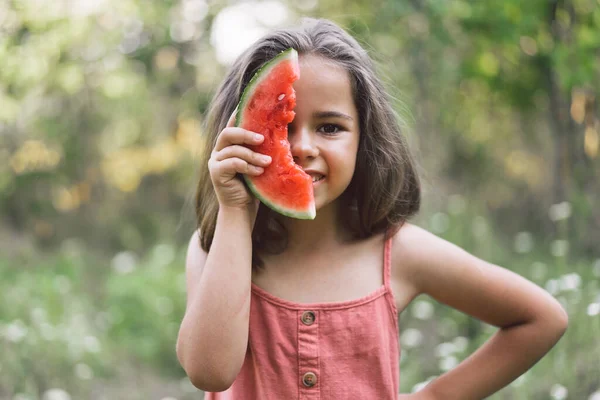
176 18 568 399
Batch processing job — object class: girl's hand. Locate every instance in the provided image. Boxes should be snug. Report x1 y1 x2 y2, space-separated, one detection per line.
208 108 272 214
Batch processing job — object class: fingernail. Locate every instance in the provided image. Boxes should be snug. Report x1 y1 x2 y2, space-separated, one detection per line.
255 134 263 141
230 105 239 121
263 155 271 162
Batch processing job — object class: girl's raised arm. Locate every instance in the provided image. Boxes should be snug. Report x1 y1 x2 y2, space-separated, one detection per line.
176 110 270 392
395 224 568 400
176 209 254 392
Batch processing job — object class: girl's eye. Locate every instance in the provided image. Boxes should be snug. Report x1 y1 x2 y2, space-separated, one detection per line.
318 124 343 135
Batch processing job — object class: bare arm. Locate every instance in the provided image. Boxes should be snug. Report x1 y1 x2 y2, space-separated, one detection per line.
176 108 270 391
176 206 255 392
395 224 568 400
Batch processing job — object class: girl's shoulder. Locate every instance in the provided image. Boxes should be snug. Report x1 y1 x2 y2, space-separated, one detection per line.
389 222 490 301
389 223 565 330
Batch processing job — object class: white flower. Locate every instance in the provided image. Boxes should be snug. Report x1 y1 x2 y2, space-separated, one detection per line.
412 300 434 320
400 328 423 348
549 202 572 221
182 0 209 23
589 390 600 400
111 251 137 274
439 355 458 371
42 389 71 400
4 320 28 343
452 336 469 352
587 303 600 317
550 384 568 400
559 273 581 291
435 342 457 358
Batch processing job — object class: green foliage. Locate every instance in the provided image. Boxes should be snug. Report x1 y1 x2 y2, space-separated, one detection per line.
0 254 114 396
1 0 599 398
104 244 187 375
0 245 197 399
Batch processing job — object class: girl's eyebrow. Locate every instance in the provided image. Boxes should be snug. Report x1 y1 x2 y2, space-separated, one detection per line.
312 111 353 121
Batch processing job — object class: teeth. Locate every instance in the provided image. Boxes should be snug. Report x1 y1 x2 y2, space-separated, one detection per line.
311 175 324 182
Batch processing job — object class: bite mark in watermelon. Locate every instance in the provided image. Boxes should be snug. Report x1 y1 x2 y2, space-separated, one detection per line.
236 48 316 220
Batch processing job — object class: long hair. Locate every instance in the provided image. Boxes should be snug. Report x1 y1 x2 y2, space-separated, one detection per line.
196 18 420 271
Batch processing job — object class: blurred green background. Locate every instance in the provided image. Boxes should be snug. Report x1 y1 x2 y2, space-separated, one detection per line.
1 0 599 399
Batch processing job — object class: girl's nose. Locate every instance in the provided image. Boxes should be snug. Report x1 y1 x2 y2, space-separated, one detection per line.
289 126 318 163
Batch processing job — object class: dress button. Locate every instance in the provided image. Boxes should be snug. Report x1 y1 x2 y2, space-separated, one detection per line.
301 311 316 325
302 371 317 387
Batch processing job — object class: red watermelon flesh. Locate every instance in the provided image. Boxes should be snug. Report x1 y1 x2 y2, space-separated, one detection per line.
237 49 316 219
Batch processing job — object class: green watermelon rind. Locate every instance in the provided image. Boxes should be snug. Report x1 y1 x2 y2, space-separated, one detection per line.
235 48 316 220
244 177 316 220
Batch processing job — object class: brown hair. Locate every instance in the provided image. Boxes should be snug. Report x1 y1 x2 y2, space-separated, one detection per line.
195 18 420 270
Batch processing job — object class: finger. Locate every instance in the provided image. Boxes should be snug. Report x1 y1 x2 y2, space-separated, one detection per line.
226 105 239 128
214 145 272 166
214 127 264 152
215 157 265 178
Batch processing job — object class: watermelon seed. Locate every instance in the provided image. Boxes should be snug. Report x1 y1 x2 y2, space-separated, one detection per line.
277 94 285 101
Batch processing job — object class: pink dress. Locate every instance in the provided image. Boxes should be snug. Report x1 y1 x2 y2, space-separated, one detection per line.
204 236 401 399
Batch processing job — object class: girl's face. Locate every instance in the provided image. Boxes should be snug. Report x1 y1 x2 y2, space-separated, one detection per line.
288 54 360 212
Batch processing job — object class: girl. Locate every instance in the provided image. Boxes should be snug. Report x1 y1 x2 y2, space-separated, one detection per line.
176 18 568 399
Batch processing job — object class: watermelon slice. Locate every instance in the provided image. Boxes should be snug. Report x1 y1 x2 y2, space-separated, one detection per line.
236 48 316 220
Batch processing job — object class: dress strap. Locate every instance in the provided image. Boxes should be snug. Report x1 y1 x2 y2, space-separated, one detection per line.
383 232 393 289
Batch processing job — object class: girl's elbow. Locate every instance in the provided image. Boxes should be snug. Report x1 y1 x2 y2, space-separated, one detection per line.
188 373 234 393
544 300 569 340
176 340 237 392
179 358 235 392
554 304 569 335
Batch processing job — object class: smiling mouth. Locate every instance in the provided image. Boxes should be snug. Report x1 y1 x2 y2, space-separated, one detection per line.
311 175 325 183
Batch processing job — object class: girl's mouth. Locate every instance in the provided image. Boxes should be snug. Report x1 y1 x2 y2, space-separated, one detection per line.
311 174 325 183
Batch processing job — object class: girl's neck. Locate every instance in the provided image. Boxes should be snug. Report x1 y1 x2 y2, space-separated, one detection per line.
281 202 346 256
